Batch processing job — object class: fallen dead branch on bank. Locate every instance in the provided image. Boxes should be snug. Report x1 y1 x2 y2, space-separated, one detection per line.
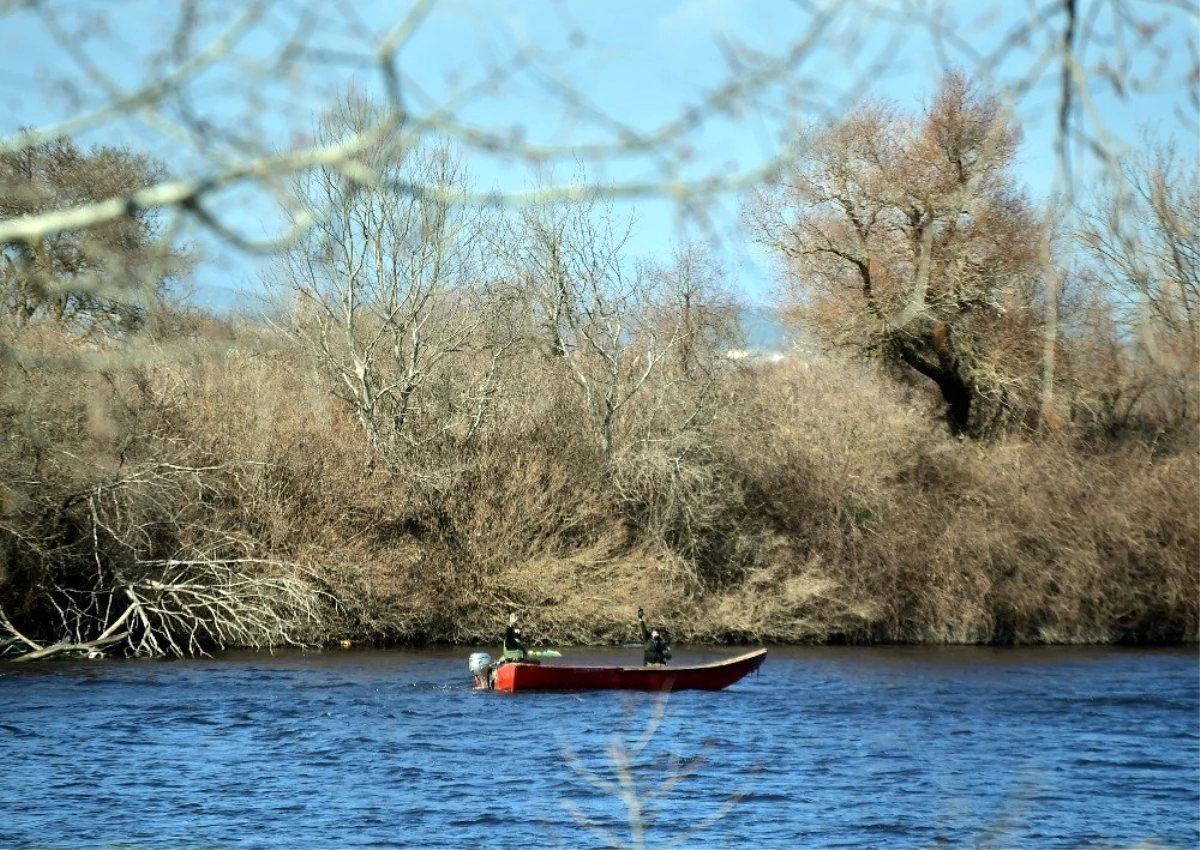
0 602 129 661
119 558 332 656
1 556 332 660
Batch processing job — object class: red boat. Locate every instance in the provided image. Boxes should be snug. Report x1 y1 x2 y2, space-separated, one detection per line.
472 648 767 693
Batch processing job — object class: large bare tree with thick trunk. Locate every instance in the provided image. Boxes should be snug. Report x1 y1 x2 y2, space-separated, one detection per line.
749 72 1052 438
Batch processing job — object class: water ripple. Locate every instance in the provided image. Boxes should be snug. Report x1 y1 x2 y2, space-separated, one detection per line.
1 646 1196 849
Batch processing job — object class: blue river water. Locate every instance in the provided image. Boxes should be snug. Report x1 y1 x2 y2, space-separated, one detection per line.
1 645 1197 848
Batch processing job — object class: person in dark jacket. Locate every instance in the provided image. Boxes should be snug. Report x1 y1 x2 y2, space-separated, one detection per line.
503 613 528 662
637 606 671 667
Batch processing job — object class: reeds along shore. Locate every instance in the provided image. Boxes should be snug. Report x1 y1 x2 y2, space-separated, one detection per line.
1 309 1196 656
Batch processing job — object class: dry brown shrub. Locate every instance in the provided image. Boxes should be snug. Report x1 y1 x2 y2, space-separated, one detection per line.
4 306 1194 653
668 353 1198 645
849 433 1199 644
0 317 337 654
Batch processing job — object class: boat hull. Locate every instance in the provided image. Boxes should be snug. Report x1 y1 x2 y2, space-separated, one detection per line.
490 648 766 693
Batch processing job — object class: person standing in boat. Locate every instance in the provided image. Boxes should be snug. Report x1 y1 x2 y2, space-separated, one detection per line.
637 607 671 667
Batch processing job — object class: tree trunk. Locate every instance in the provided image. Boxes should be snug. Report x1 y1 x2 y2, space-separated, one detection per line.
1041 259 1060 425
896 335 974 437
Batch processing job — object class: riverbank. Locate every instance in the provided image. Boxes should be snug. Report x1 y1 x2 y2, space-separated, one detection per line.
2 318 1196 657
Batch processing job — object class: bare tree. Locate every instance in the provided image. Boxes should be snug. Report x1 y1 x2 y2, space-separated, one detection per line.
509 188 684 460
749 72 1052 437
0 1 853 257
1077 137 1199 430
0 135 186 332
558 694 758 850
269 94 502 473
1053 263 1145 436
620 242 743 460
654 243 743 382
605 244 749 580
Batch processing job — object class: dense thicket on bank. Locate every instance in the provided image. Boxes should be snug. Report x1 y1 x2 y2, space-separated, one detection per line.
1 309 1195 654
1 79 1197 657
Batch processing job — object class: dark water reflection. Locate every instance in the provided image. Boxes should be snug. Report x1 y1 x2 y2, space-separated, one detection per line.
1 645 1196 848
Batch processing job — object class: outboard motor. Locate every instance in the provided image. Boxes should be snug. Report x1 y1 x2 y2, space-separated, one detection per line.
468 652 493 689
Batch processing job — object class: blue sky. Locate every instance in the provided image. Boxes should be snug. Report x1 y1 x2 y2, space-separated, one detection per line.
1 0 1196 309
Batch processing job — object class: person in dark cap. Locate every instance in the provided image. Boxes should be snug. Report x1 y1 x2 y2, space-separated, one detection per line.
637 607 671 667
